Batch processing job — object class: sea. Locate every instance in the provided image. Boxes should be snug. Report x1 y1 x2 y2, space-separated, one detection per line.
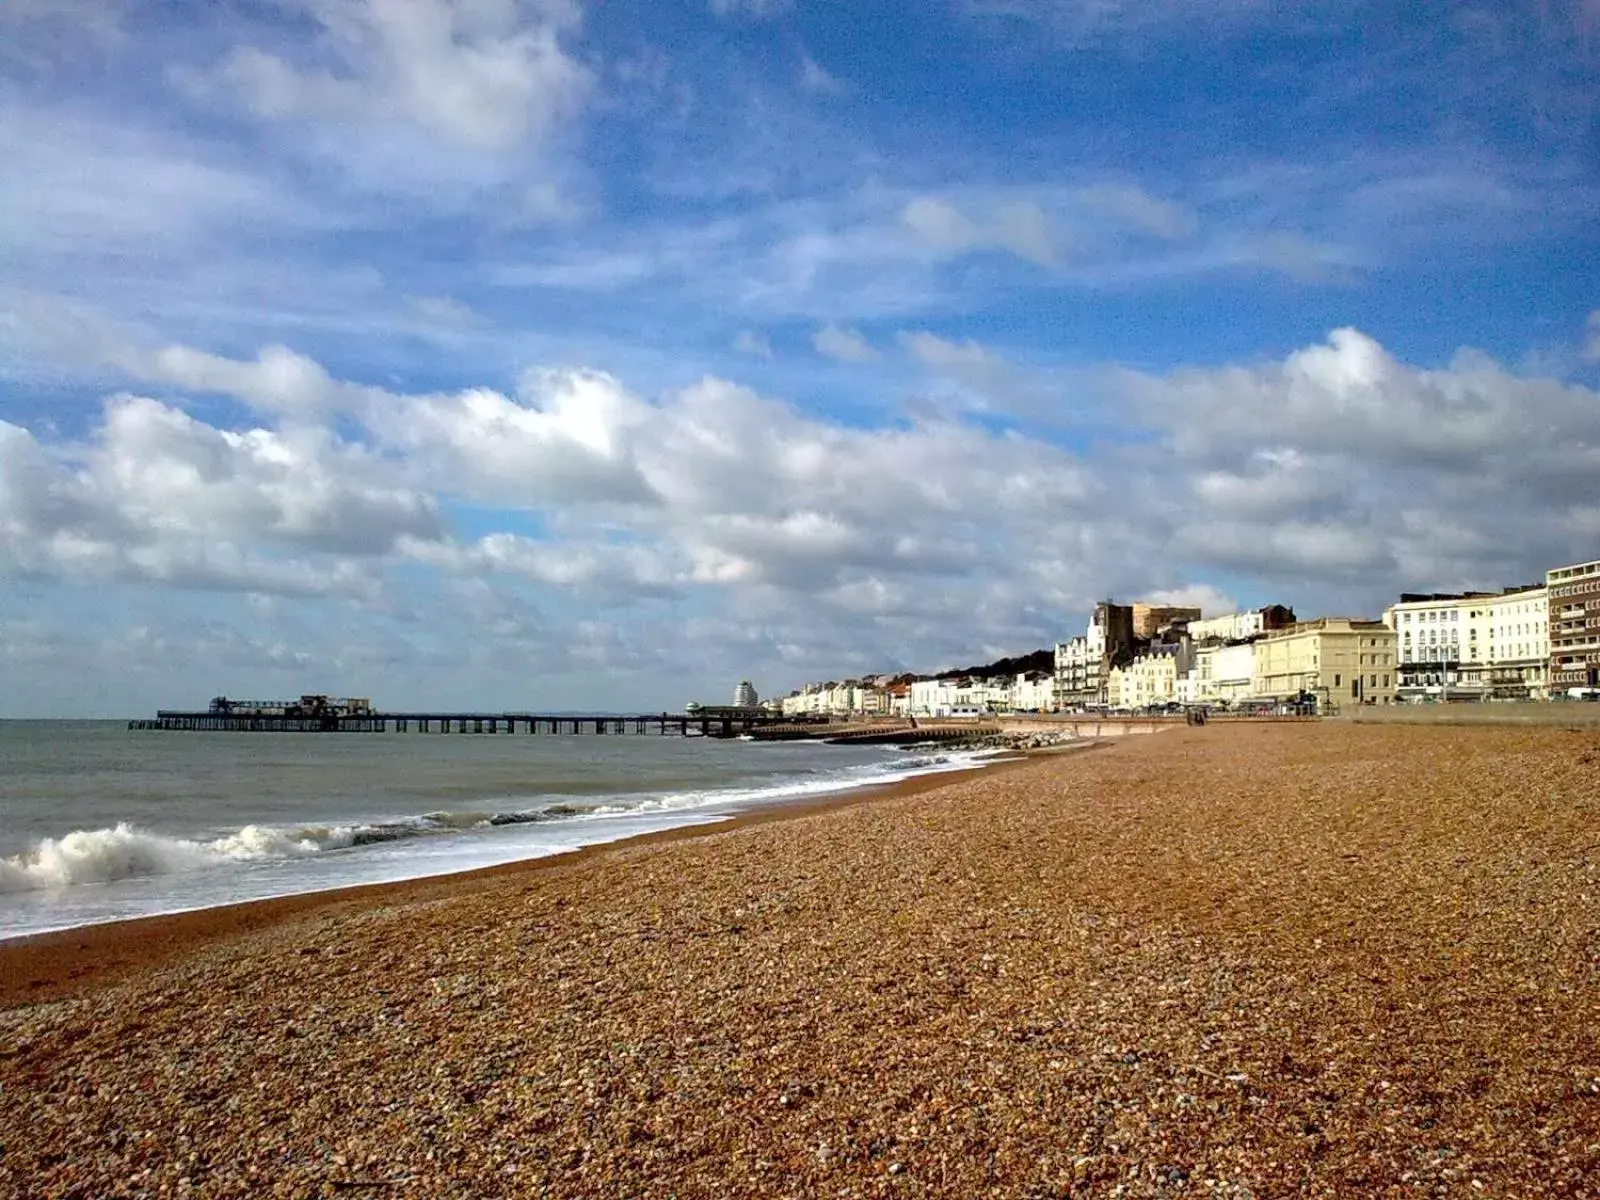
0 721 994 941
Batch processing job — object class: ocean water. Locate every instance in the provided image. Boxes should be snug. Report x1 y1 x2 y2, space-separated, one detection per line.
0 721 992 940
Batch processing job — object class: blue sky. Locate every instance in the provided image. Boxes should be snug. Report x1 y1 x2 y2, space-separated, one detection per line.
2 0 1598 715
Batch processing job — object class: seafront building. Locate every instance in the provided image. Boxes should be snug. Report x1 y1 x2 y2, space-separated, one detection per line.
1054 602 1138 708
1188 642 1257 705
1106 644 1188 709
1252 618 1397 709
1382 586 1549 701
1130 603 1201 640
1548 557 1600 691
773 551 1595 715
1187 605 1296 644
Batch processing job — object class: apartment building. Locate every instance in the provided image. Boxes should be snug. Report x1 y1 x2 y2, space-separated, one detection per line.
1548 557 1600 690
1384 586 1548 701
1252 618 1397 711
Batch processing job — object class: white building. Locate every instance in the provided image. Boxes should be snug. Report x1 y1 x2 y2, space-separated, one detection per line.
1011 673 1054 712
1383 586 1548 701
909 677 1007 716
1188 642 1257 705
733 680 759 709
1187 605 1294 644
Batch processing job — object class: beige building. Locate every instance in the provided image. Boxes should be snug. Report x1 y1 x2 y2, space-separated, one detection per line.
1131 603 1201 639
1548 557 1600 692
1384 586 1548 701
1252 618 1397 711
1107 646 1183 710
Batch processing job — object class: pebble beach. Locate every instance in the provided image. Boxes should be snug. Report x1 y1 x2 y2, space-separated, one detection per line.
3 722 1598 1198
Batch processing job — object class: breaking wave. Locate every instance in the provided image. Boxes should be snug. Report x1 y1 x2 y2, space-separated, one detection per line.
0 749 991 894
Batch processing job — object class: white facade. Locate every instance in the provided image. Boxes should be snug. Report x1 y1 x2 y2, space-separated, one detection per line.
1190 642 1256 703
909 677 1010 716
1188 611 1265 643
1012 673 1054 712
733 680 759 708
1384 587 1548 700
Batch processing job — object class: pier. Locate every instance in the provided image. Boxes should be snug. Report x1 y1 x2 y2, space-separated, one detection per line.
129 709 801 737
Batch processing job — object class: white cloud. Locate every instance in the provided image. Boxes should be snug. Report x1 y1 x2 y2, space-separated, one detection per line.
898 330 992 369
709 0 791 16
902 195 1060 267
812 324 877 362
404 533 682 601
374 368 662 507
963 0 1267 42
186 0 591 152
1121 327 1600 591
732 330 774 358
1138 584 1239 616
8 328 1599 703
0 0 125 68
0 397 442 597
139 343 347 416
517 180 591 225
1234 231 1359 281
799 50 843 94
1075 183 1197 239
404 294 489 331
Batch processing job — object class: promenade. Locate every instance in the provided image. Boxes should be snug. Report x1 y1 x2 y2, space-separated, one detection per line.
4 722 1596 1197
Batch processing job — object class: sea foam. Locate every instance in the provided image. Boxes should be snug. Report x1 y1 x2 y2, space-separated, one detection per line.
0 747 994 894
0 822 345 893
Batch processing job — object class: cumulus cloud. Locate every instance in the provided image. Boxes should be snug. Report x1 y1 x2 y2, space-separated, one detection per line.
185 0 591 152
404 533 682 601
0 396 442 597
812 324 877 362
7 328 1599 702
1138 584 1239 617
1121 327 1600 591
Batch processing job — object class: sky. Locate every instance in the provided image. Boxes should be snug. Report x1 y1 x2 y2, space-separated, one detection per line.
1 0 1598 716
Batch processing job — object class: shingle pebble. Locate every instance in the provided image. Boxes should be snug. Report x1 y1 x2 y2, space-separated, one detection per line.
2 722 1598 1198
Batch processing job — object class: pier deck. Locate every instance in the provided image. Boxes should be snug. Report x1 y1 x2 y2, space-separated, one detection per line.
129 711 800 737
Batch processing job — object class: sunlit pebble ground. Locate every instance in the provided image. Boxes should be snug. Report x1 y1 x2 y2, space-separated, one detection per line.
3 723 1599 1198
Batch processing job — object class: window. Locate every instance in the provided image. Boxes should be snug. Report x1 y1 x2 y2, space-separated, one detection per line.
1334 673 1341 686
1383 674 1390 687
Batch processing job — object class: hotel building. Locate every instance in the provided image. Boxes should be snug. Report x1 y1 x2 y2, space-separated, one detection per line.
1252 618 1397 711
1383 586 1549 701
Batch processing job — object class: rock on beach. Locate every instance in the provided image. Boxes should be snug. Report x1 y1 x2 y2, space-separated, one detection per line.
2 722 1598 1198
